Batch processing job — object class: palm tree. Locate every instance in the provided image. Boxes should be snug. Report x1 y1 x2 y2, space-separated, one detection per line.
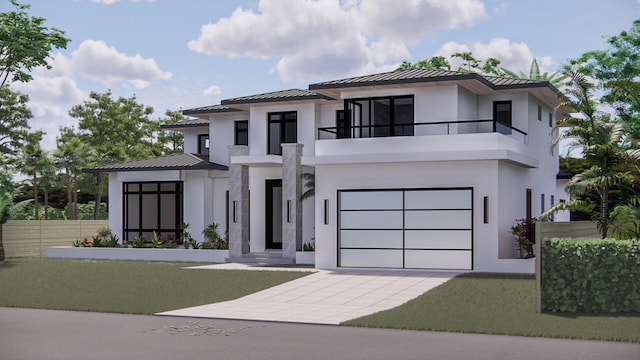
38 152 59 220
502 58 568 88
544 68 634 237
301 173 315 200
19 131 44 219
54 136 92 220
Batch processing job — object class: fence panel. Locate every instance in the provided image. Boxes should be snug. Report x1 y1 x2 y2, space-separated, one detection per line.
1 220 108 258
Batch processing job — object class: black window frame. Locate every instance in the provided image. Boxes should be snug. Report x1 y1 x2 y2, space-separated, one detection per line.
198 133 210 156
234 120 249 146
122 181 183 243
493 100 512 135
267 111 297 155
344 95 414 138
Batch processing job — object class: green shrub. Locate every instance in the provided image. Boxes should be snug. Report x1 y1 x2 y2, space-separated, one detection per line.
542 238 640 313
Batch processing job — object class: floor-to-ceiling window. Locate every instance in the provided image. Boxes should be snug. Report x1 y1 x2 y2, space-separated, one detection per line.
123 181 183 243
267 111 297 155
343 95 414 138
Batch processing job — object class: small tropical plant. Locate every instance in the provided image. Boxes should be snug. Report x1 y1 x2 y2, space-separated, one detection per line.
511 218 536 258
201 223 228 250
303 242 315 251
131 235 146 248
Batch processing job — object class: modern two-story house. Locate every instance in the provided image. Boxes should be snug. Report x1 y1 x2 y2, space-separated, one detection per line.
90 68 569 273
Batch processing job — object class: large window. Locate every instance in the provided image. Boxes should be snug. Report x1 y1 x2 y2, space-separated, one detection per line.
493 101 512 135
343 96 414 138
235 120 248 146
198 134 209 156
123 181 183 243
268 111 297 155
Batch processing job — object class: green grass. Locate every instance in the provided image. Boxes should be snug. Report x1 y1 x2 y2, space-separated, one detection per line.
0 258 309 315
344 273 640 343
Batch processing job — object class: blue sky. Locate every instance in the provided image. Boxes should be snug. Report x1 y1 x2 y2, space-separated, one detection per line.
5 0 640 149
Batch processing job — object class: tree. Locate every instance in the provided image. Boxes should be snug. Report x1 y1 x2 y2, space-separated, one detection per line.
55 129 93 220
0 162 16 261
501 58 568 88
156 109 185 155
18 130 44 219
0 0 69 87
301 173 315 201
69 90 156 219
572 20 640 137
545 68 635 237
396 52 506 76
0 85 31 160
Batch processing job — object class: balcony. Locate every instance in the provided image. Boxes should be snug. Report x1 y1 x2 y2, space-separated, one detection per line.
317 119 527 144
306 119 536 168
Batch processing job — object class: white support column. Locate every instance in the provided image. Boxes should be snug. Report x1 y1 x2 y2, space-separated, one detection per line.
281 143 303 260
228 146 250 257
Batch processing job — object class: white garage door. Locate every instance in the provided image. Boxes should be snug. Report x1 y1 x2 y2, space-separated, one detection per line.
338 188 473 270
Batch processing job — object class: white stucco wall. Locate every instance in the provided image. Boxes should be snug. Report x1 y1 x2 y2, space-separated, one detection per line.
209 113 249 165
183 127 209 154
313 160 508 272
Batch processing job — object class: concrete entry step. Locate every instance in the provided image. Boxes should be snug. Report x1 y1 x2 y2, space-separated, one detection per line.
226 252 295 265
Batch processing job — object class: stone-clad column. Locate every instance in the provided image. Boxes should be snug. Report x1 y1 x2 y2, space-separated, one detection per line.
228 145 250 257
281 143 303 260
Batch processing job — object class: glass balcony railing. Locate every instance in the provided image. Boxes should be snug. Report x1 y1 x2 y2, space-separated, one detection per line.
317 119 527 143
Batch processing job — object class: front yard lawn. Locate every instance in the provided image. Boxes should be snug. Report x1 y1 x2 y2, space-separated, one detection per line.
0 258 309 315
343 273 640 342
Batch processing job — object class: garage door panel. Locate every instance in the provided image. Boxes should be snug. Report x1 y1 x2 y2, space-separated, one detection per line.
404 230 472 249
341 210 403 229
341 249 403 268
341 230 403 248
405 250 472 270
338 188 473 270
404 190 471 209
404 210 471 229
340 191 403 210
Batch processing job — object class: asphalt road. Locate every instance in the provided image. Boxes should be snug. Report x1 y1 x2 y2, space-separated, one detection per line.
1 307 638 360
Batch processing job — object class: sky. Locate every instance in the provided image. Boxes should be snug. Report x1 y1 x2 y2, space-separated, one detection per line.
4 0 640 150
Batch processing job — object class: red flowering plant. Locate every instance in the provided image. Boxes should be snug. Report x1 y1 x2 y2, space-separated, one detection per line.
511 217 536 258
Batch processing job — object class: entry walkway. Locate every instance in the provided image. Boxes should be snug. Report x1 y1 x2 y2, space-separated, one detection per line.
157 264 458 325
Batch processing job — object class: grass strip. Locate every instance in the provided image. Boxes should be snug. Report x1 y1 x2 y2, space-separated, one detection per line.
0 258 308 315
343 273 640 343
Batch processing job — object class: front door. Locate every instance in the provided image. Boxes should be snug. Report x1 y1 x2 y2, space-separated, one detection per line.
265 179 283 249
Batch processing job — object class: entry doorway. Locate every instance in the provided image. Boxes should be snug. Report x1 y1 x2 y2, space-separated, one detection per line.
265 179 283 249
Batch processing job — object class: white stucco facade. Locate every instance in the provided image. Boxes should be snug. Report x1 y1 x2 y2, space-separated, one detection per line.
99 69 569 273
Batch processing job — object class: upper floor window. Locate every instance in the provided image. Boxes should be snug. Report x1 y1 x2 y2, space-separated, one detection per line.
336 110 349 139
198 134 209 156
268 111 297 155
343 95 414 138
235 120 248 146
493 101 512 135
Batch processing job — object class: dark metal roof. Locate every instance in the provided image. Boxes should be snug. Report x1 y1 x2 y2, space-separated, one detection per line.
161 118 209 130
182 104 241 116
85 153 228 173
221 89 334 105
556 171 573 179
309 68 558 93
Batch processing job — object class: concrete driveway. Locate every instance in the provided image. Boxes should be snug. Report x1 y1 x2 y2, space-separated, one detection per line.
158 264 457 324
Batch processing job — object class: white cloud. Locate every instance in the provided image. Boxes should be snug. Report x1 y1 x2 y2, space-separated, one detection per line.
188 0 486 82
203 85 222 96
435 38 556 75
12 76 89 150
50 40 172 88
493 3 507 15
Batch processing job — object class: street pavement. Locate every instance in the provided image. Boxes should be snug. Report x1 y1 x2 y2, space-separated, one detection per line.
1 307 638 360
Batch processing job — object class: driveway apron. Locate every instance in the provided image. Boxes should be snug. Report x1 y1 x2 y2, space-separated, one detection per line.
157 265 458 325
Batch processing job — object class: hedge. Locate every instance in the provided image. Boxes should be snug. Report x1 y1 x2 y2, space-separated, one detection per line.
541 238 640 313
